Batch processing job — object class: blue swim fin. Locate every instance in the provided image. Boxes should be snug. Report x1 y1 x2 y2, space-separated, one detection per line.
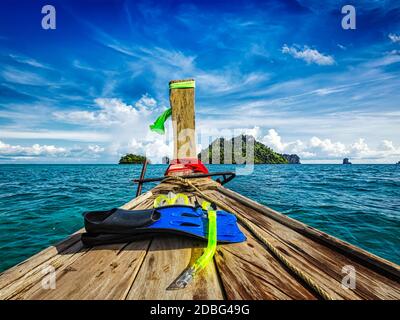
83 205 246 243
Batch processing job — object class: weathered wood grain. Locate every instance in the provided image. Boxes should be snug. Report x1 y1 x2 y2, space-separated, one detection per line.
126 236 224 300
1 239 87 299
170 79 196 159
0 231 82 292
217 186 400 280
17 241 151 300
206 189 400 300
214 227 317 300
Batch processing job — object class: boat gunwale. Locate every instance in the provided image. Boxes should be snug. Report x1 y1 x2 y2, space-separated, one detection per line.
216 185 400 281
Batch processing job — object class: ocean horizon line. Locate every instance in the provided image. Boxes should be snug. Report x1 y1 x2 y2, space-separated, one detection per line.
0 162 398 165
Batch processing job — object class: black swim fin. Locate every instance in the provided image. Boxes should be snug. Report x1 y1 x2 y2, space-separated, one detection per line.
82 205 246 246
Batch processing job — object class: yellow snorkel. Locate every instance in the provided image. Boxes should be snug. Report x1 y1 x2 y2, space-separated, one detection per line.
172 200 217 289
153 195 218 289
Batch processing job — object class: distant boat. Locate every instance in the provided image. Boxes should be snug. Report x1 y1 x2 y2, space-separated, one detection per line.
343 158 352 165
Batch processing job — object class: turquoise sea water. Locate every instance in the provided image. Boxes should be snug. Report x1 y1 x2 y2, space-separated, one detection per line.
0 164 399 272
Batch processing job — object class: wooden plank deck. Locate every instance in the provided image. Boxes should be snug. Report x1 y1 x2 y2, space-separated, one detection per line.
0 178 399 300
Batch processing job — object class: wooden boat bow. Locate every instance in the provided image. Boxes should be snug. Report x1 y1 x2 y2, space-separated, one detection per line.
1 79 399 299
1 176 399 300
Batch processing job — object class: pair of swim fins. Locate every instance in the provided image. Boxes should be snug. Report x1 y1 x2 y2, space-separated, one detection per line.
81 204 246 246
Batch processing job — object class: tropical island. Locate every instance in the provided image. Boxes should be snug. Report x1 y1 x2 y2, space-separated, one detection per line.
119 135 300 164
118 154 148 164
198 135 300 164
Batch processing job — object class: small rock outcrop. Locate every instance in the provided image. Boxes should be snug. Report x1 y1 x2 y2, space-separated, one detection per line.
281 154 301 164
162 156 170 164
343 158 352 165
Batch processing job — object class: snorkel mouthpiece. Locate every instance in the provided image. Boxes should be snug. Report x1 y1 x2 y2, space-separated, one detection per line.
173 266 196 289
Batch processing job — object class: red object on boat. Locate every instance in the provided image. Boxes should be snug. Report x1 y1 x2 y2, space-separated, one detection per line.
165 158 209 176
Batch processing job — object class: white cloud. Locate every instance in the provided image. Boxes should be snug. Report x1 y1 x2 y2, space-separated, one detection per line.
282 44 335 65
349 138 370 156
104 43 196 93
312 87 347 96
106 44 196 72
53 110 101 124
68 144 106 159
0 130 109 142
259 128 400 162
9 54 51 69
365 51 400 68
261 129 288 152
196 71 268 94
53 95 173 163
54 94 159 127
260 129 310 157
72 59 97 71
309 136 347 157
381 139 397 151
1 67 48 85
242 126 262 140
88 145 105 153
388 33 400 43
104 38 267 97
0 140 67 157
0 140 106 160
144 47 196 70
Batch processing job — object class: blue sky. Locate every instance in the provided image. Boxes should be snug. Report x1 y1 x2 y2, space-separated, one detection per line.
0 0 399 163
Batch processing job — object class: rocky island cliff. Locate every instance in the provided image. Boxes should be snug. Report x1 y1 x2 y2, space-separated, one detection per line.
198 135 300 164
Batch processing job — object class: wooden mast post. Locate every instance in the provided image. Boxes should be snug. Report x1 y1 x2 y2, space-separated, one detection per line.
168 79 198 175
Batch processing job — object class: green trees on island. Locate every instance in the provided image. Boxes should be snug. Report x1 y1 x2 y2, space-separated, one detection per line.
118 154 148 164
198 135 290 164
